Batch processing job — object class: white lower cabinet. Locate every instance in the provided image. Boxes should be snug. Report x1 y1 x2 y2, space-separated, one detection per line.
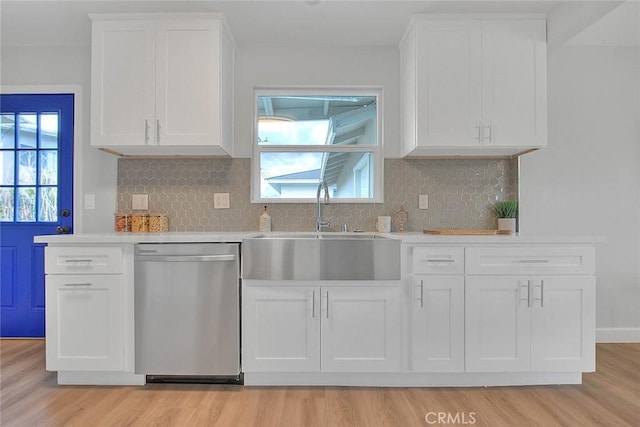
530 276 595 372
465 275 595 373
322 287 401 372
46 274 124 371
42 244 141 385
242 286 320 372
412 276 465 372
242 284 400 373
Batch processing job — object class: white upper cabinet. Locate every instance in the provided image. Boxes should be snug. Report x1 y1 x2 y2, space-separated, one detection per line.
401 16 547 157
90 14 234 156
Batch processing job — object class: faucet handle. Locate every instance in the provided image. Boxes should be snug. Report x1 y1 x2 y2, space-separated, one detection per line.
342 223 348 232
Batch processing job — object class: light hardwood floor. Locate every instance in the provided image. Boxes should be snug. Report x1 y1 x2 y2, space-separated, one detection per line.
1 340 639 426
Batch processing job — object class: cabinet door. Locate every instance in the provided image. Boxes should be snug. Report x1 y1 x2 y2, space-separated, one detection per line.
415 21 482 147
531 276 595 372
242 286 320 372
155 20 221 147
321 287 400 372
91 20 156 147
45 275 124 371
465 276 531 372
412 276 464 372
481 20 547 147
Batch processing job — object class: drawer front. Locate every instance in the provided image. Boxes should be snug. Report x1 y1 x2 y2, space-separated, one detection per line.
46 246 123 275
412 246 464 275
466 247 595 275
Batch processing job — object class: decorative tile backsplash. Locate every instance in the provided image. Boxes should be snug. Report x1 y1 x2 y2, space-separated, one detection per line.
117 158 518 232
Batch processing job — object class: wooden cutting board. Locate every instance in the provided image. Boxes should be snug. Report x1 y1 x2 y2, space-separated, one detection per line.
423 229 512 235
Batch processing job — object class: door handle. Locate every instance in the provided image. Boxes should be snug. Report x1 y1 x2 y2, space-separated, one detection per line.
417 280 424 308
56 226 70 234
156 120 161 143
137 254 236 262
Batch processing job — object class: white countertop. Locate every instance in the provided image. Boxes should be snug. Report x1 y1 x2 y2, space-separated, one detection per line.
34 231 605 245
396 232 604 244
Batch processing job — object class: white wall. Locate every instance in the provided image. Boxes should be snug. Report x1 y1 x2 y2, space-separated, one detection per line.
1 45 117 233
520 45 640 333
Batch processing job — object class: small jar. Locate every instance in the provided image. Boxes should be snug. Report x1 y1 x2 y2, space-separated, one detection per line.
148 214 169 233
114 213 131 232
131 213 149 233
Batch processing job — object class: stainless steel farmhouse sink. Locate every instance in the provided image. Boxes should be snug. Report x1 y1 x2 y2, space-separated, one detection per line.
243 233 400 280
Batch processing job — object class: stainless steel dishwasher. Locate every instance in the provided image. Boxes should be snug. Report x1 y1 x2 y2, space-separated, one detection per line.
134 243 241 383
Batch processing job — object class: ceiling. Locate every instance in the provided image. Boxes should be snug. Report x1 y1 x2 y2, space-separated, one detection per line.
567 0 640 46
1 0 636 49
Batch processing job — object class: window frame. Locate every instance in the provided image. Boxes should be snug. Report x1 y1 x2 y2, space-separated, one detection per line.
251 87 384 204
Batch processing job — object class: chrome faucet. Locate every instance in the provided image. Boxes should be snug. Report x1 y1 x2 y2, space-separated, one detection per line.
316 181 330 232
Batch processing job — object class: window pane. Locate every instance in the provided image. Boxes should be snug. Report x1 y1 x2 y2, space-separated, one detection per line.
1 151 15 185
38 187 57 222
260 151 375 199
258 119 329 145
0 188 14 221
1 114 16 149
18 114 37 149
257 95 377 146
39 150 58 185
18 150 37 185
17 187 36 222
40 114 59 149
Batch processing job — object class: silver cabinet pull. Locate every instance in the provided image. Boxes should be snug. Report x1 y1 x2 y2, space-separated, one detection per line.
311 290 316 318
64 259 93 263
325 290 329 319
475 120 482 142
420 280 424 308
520 280 531 307
144 119 150 143
156 119 161 143
485 120 493 143
426 259 455 263
518 259 550 264
535 280 545 308
64 283 92 287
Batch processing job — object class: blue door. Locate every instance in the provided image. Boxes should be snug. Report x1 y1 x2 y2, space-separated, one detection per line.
0 94 74 337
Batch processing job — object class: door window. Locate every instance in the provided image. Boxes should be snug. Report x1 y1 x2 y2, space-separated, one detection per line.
1 112 59 222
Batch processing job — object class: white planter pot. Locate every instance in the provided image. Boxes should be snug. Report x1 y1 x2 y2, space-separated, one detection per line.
498 218 516 234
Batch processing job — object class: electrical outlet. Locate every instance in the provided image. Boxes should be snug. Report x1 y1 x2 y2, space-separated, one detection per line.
419 194 429 210
132 194 149 210
214 193 230 209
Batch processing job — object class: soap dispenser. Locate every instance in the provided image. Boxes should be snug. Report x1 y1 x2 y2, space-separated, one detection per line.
259 205 272 232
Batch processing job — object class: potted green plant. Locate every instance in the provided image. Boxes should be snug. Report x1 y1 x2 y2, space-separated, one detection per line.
494 200 518 234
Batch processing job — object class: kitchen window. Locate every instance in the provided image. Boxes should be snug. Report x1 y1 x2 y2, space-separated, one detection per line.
252 88 383 203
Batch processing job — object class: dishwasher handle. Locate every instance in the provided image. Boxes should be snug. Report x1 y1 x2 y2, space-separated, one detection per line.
136 254 236 262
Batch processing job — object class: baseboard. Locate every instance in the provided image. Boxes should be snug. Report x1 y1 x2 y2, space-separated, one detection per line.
596 328 640 343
